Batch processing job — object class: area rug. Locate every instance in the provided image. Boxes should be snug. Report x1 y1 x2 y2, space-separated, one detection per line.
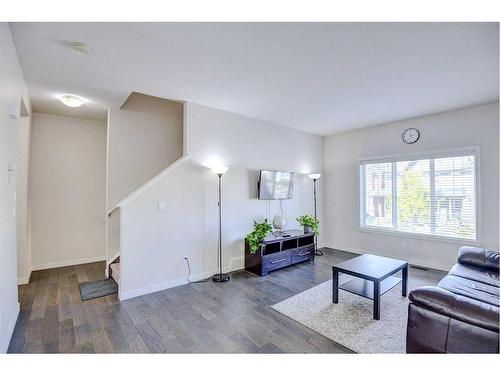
271 276 427 353
79 278 118 301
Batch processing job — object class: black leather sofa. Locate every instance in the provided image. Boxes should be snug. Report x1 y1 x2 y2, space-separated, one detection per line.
406 246 499 353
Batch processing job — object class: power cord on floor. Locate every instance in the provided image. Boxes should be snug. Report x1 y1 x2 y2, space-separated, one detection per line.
184 257 210 284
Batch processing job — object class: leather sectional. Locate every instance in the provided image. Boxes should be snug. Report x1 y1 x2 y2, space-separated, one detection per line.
406 246 499 353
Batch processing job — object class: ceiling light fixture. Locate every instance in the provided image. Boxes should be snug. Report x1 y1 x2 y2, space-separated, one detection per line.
71 41 90 55
59 94 84 107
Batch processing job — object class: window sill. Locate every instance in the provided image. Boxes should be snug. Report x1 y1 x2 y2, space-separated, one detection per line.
358 225 480 246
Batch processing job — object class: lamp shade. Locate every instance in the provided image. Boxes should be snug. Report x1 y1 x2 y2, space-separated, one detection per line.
308 173 321 180
211 165 229 175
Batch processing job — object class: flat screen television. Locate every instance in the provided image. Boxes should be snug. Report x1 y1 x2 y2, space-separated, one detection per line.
258 170 294 200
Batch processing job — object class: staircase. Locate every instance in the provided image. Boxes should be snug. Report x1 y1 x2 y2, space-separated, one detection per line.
110 262 120 286
105 92 184 299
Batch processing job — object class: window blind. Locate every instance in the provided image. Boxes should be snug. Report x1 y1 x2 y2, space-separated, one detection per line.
360 152 477 241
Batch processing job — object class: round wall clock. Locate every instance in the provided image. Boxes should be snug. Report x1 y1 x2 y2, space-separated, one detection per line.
402 128 420 144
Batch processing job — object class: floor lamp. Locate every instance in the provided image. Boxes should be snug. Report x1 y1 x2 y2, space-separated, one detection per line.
212 165 230 282
308 173 322 256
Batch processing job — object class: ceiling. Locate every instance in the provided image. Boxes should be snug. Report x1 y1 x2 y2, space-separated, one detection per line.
9 22 499 135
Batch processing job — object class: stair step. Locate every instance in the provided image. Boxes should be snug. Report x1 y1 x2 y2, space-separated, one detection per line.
110 263 120 286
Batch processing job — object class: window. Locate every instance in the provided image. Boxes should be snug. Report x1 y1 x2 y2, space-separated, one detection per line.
360 151 477 241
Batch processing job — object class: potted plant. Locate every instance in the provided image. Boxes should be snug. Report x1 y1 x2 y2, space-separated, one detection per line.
296 215 319 235
245 219 273 255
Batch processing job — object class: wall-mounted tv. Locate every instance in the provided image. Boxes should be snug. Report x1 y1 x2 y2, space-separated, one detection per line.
258 170 294 200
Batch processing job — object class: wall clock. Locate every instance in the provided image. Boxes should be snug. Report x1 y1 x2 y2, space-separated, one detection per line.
402 128 420 144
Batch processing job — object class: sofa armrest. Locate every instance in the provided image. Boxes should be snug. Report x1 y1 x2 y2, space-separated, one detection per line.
409 286 499 332
458 246 499 272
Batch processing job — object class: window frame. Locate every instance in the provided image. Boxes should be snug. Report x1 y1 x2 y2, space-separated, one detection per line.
358 147 481 245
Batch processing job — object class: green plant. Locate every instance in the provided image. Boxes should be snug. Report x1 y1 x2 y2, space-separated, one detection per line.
296 215 320 235
246 219 273 255
397 168 430 227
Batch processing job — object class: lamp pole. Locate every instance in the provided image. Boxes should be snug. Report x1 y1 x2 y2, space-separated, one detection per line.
308 173 322 257
312 177 322 256
212 167 230 282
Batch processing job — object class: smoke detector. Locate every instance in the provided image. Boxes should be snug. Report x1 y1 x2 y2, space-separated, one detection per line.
71 42 90 55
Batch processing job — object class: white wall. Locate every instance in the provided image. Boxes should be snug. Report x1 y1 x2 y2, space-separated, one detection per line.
323 102 499 271
0 23 31 353
16 113 32 284
30 113 106 270
107 93 183 210
119 103 323 299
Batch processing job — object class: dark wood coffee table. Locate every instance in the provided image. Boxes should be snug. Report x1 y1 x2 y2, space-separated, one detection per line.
332 254 408 320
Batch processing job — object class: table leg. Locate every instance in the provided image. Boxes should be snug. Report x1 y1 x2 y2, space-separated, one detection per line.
373 281 380 320
402 264 408 297
332 268 339 304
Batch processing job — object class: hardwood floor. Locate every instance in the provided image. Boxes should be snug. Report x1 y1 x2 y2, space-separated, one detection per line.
8 248 445 353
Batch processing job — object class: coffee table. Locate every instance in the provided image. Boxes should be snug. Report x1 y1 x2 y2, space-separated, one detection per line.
332 254 408 320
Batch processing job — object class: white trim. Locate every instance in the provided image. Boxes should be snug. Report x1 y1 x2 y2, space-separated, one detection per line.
31 255 106 271
107 155 189 214
119 265 245 301
358 226 480 246
17 270 32 285
358 146 481 245
391 162 397 229
358 164 365 227
324 242 450 272
359 146 480 165
119 270 214 301
0 303 20 353
182 101 188 156
105 108 111 277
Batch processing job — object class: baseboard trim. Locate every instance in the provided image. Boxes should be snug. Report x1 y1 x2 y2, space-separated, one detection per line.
324 243 449 272
17 270 32 285
0 302 20 353
118 265 245 301
31 255 106 271
119 270 215 301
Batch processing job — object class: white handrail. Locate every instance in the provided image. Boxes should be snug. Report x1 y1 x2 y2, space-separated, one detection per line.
106 155 189 215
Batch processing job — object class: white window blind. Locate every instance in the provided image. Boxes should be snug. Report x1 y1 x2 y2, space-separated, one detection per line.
360 151 477 241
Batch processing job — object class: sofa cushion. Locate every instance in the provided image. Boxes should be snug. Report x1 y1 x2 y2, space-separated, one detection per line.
458 246 499 272
449 263 499 287
409 286 499 332
438 274 499 306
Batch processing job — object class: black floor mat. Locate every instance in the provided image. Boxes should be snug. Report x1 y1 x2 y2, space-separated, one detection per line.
78 278 118 301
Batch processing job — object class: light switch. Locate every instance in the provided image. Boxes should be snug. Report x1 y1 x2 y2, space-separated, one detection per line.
158 200 168 212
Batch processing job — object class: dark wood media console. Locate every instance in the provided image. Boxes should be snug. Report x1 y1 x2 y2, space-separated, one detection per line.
245 229 315 276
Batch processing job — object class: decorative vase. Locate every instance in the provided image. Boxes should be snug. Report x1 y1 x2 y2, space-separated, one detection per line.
273 214 286 231
304 225 312 234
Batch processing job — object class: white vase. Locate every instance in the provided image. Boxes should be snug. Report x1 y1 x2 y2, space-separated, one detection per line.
273 214 286 231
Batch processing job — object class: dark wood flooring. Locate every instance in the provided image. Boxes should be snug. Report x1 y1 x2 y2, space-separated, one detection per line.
8 248 445 353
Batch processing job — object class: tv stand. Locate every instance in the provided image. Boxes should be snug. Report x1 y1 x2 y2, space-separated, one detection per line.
245 229 315 276
272 230 290 238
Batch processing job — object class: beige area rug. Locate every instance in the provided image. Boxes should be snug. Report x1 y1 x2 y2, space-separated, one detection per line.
271 276 428 353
